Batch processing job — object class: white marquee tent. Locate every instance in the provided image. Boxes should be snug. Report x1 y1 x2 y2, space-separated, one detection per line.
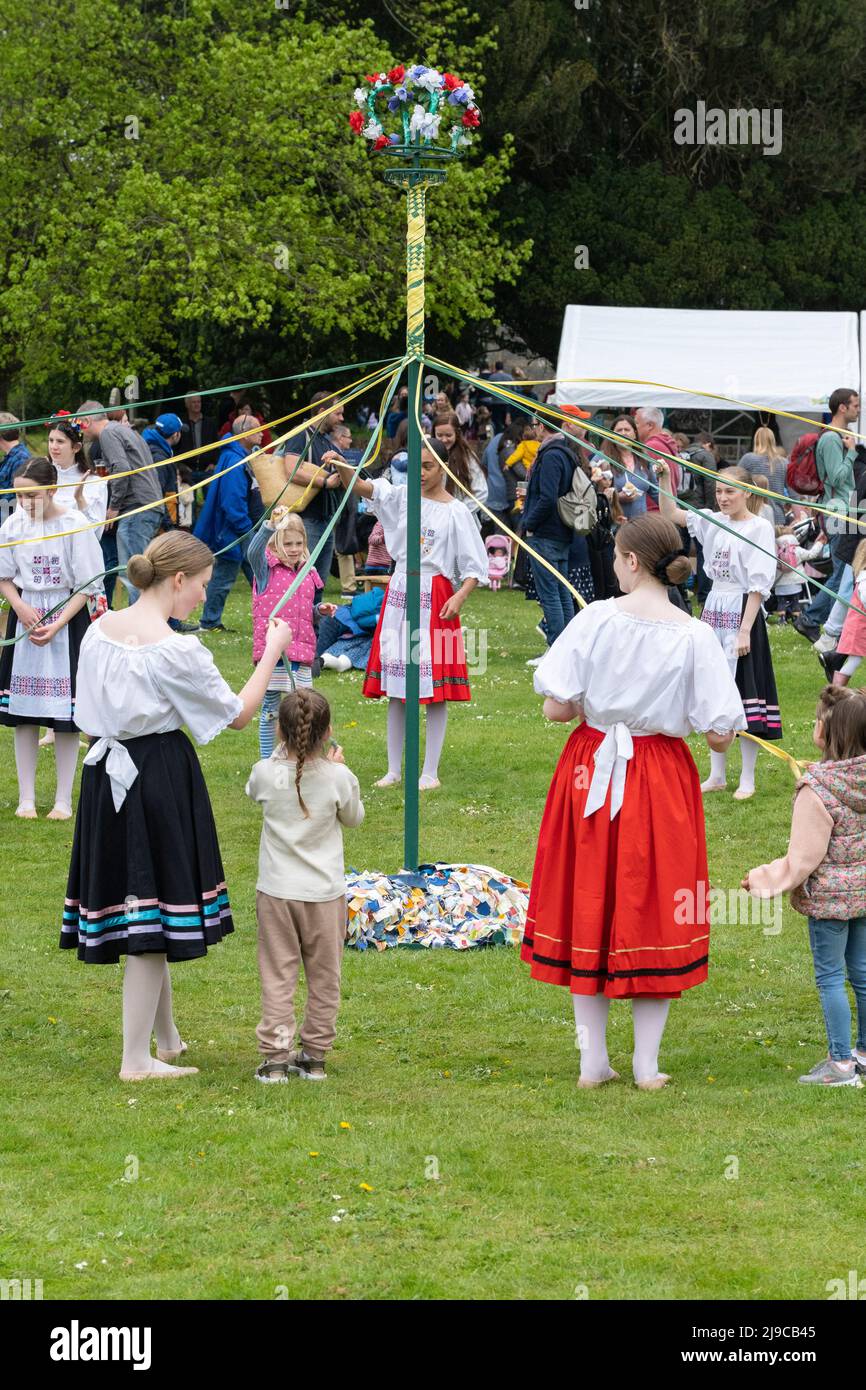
555 306 863 449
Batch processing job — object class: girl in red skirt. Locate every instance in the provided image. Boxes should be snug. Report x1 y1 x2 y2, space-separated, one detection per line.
832 539 866 686
521 514 745 1090
328 439 488 789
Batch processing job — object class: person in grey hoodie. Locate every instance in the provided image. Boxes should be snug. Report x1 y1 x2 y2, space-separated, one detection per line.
78 401 165 603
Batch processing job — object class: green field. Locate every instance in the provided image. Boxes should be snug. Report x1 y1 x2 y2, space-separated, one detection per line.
0 580 857 1301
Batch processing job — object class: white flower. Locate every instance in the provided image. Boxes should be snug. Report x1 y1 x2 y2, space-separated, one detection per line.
354 87 367 108
415 68 443 92
410 104 441 141
363 118 384 140
74 1261 88 1270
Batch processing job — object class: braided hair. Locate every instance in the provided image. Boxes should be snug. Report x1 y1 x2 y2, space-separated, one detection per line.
277 688 331 817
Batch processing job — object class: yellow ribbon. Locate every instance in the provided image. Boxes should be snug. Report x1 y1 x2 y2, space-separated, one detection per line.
426 354 866 533
5 364 403 494
0 362 400 548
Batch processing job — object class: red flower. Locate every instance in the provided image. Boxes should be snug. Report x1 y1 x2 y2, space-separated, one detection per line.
364 73 379 84
462 107 480 128
373 134 390 149
443 73 461 91
387 64 405 84
349 110 364 133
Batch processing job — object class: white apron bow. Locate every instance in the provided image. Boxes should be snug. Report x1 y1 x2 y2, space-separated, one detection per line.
584 722 635 821
83 737 139 812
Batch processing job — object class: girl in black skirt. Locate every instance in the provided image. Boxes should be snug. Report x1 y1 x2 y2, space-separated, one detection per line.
61 530 292 1080
658 461 781 799
0 457 104 819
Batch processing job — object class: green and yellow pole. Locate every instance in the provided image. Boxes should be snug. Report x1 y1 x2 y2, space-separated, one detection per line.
403 178 429 872
385 158 446 871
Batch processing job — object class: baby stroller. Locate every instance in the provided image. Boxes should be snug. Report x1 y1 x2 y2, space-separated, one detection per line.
486 533 512 591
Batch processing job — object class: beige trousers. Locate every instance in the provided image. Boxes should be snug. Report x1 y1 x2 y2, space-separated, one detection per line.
337 553 358 590
255 892 346 1061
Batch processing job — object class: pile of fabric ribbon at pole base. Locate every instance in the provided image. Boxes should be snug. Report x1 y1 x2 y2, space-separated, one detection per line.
345 863 528 951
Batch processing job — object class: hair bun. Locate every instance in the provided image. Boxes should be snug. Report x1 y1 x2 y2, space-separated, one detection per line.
126 553 155 590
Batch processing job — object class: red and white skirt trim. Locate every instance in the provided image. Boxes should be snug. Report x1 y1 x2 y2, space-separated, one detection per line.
521 722 711 998
363 572 471 703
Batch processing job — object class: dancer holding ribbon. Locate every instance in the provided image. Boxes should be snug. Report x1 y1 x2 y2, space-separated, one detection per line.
657 461 781 799
327 438 488 791
0 457 104 819
60 531 292 1081
521 514 744 1091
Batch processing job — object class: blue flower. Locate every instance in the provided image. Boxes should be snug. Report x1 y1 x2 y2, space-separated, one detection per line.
408 65 428 81
389 133 400 144
448 84 472 106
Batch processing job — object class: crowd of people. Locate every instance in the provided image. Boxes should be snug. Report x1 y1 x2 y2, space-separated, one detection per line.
0 368 864 1092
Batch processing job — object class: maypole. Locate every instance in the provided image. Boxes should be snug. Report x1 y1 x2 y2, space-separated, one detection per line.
350 63 480 870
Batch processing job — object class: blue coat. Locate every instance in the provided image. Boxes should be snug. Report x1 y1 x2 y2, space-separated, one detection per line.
0 440 32 492
334 586 384 636
193 438 253 562
522 435 573 543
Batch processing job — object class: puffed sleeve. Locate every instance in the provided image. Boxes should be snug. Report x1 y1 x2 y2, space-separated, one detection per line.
154 638 244 743
741 517 778 598
80 479 108 532
687 623 747 734
685 508 715 547
369 476 406 529
450 503 489 586
0 514 18 581
532 603 605 704
67 510 108 596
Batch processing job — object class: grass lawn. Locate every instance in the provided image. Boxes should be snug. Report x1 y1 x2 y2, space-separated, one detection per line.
0 578 858 1301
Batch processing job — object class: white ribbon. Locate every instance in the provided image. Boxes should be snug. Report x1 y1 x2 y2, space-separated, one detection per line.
83 736 139 813
583 722 635 821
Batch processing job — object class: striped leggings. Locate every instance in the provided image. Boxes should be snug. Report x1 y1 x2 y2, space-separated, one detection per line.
259 663 313 758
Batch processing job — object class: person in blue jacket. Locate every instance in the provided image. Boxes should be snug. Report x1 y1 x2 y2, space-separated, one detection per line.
142 413 184 504
316 587 384 672
0 414 32 514
522 418 579 663
194 415 263 631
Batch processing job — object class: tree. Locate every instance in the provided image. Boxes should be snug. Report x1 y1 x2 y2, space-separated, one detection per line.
0 0 528 405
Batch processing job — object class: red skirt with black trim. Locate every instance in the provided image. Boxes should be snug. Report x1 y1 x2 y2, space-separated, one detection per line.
520 723 711 998
362 573 471 704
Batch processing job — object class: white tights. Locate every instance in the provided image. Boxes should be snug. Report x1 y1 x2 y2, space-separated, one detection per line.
385 698 449 780
573 994 672 1084
706 736 759 794
121 954 183 1075
14 725 79 810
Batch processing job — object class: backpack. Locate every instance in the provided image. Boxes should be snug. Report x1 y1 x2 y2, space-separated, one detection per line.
786 433 822 497
556 463 598 534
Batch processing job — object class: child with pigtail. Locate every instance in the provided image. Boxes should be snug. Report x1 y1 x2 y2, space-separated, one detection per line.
245 688 364 1083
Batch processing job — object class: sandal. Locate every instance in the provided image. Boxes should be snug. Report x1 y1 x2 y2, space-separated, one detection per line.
374 772 402 788
157 1041 188 1063
15 804 37 820
255 1059 291 1084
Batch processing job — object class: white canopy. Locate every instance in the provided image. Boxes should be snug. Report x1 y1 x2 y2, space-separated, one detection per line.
555 306 861 416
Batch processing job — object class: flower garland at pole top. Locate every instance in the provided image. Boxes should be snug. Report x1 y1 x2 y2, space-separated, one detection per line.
348 64 480 154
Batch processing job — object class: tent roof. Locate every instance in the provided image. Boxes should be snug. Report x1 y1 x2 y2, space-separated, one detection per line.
555 306 860 412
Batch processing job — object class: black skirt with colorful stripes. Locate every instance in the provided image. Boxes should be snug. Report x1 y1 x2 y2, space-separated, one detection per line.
61 730 234 964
